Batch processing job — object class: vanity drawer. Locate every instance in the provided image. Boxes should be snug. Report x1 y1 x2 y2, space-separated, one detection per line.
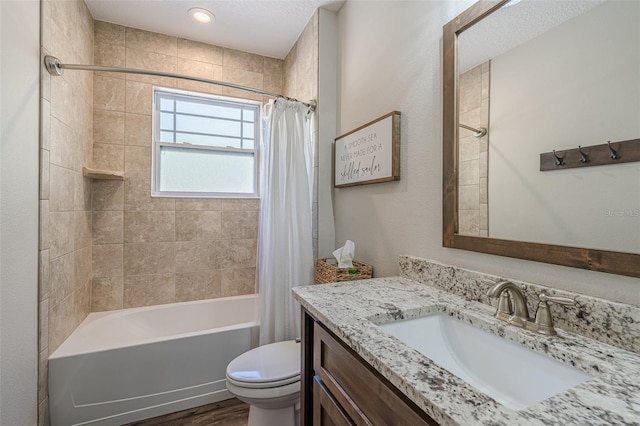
314 375 354 426
313 322 437 426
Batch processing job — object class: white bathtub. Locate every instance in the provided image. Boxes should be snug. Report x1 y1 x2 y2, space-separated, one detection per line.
49 294 259 426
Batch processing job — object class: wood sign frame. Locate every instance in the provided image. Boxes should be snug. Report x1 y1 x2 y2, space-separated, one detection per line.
334 111 401 188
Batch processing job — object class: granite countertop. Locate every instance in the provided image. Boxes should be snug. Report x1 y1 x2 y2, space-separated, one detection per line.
293 277 640 426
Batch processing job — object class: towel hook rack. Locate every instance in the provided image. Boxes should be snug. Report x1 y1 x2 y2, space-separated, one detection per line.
552 150 565 166
578 146 589 163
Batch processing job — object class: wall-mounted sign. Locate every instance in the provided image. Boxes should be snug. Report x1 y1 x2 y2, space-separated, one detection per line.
334 111 401 188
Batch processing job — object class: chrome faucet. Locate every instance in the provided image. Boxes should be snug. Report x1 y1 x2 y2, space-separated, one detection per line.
486 279 576 336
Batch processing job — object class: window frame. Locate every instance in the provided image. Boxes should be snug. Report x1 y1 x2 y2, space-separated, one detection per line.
151 87 261 199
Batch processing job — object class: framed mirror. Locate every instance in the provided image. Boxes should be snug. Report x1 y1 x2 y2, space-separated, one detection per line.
443 0 640 278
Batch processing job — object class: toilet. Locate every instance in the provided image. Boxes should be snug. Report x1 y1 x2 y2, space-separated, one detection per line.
226 340 301 426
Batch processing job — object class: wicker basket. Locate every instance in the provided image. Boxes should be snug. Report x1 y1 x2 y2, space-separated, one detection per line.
315 258 373 284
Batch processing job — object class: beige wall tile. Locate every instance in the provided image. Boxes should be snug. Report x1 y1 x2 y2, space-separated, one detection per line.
123 274 175 308
175 199 221 211
459 209 480 236
124 145 151 177
480 177 488 204
176 211 221 241
39 249 50 301
92 180 124 211
93 143 124 171
175 241 221 272
479 151 488 179
74 246 92 291
221 267 256 296
221 210 258 239
40 149 50 200
176 58 222 94
91 277 124 311
49 251 75 306
94 42 125 79
49 165 75 212
95 21 125 46
50 117 76 170
222 199 260 211
223 48 264 73
222 68 263 101
40 201 50 250
459 135 479 162
38 349 48 405
92 244 123 278
126 28 177 57
480 203 489 232
125 81 153 115
123 242 175 276
93 211 124 244
177 38 222 64
459 159 479 186
125 113 151 146
175 269 221 302
124 211 175 243
94 109 125 145
74 211 92 251
219 239 257 269
41 99 51 149
124 176 175 211
94 76 125 111
459 185 480 211
49 211 75 259
125 48 177 86
263 73 283 96
264 57 283 76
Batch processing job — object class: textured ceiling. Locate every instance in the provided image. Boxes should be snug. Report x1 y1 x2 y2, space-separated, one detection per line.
459 0 605 73
85 0 344 59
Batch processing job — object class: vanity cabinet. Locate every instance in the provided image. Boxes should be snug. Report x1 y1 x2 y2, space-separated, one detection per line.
301 309 438 426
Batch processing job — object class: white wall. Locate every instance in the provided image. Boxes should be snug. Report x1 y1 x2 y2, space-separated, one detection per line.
0 0 40 424
334 0 640 306
490 0 640 253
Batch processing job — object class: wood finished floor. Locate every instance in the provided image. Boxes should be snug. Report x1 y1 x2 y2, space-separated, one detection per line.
124 398 249 426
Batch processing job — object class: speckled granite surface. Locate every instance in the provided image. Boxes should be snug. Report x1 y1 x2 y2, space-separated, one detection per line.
293 277 640 425
399 256 640 354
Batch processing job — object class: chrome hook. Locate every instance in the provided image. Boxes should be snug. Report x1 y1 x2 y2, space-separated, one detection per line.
553 150 565 166
607 141 619 160
578 146 589 163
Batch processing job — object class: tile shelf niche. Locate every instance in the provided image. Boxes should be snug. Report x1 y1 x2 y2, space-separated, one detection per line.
82 166 124 180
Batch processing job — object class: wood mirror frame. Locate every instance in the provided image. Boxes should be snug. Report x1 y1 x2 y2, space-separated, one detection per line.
442 0 640 279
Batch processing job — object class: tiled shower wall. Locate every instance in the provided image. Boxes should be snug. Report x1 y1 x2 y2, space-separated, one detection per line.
40 0 94 421
284 11 320 256
90 22 285 311
458 61 490 236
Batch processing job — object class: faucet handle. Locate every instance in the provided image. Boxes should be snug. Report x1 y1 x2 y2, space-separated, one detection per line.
534 293 576 336
539 292 576 306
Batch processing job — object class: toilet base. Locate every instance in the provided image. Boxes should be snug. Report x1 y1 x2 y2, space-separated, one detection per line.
248 404 298 426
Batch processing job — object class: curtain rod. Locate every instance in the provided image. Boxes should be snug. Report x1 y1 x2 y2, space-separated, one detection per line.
44 55 316 111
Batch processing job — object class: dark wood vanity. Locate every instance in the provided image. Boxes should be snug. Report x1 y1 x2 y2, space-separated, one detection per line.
301 308 438 426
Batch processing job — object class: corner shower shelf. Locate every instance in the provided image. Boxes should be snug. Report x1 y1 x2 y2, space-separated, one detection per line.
82 166 124 180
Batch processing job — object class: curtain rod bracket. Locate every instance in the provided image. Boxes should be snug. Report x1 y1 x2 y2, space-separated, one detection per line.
45 55 64 76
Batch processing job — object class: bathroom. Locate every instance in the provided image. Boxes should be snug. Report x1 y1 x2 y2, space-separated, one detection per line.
1 0 639 425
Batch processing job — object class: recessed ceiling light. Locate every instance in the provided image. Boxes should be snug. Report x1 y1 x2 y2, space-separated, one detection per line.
189 7 214 23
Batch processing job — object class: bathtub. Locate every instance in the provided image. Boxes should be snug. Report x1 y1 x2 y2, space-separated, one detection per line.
49 294 259 426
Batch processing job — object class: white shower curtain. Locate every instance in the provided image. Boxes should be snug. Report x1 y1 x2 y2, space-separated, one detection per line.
258 99 315 345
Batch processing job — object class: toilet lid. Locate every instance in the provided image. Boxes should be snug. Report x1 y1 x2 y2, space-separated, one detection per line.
226 340 301 388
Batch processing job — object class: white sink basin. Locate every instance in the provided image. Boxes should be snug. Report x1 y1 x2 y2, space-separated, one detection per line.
378 313 592 410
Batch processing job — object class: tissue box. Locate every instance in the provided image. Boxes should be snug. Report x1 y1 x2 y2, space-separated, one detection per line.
315 258 373 284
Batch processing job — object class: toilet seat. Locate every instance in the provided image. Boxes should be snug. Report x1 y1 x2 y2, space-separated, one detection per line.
226 340 301 390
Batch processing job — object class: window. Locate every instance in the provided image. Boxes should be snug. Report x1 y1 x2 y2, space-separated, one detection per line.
152 88 260 198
